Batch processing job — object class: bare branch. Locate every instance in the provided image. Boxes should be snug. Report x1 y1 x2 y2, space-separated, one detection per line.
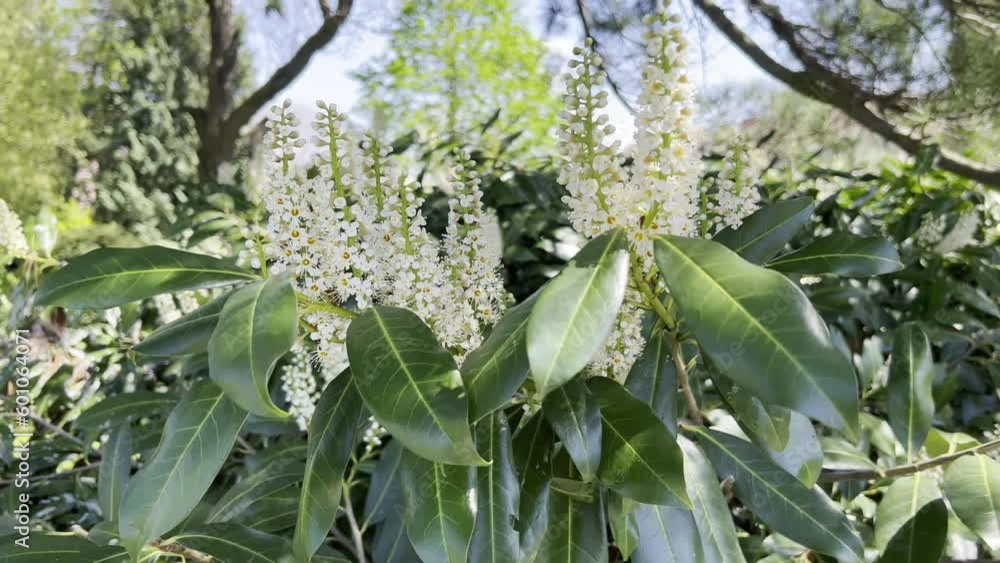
692 0 1000 187
818 436 1000 483
223 0 355 135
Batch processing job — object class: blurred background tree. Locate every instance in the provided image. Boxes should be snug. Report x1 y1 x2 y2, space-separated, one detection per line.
355 0 560 156
0 1 87 216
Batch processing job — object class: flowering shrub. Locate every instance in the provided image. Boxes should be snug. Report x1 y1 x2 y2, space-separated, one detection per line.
4 2 999 562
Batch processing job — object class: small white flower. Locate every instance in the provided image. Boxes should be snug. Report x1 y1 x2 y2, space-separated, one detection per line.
0 198 30 264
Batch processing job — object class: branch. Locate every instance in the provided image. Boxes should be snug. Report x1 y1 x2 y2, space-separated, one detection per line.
672 338 703 425
818 436 1000 483
691 0 1000 187
222 0 355 134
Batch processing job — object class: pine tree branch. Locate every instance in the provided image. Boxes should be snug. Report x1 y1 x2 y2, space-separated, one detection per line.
691 0 1000 187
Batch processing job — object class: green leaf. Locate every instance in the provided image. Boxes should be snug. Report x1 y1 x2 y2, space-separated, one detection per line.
678 437 746 563
512 413 554 559
461 294 536 422
363 439 405 528
822 436 878 471
766 234 903 277
293 371 368 562
400 450 477 563
713 198 814 263
209 274 296 419
207 460 305 523
925 428 979 458
886 323 934 460
588 377 689 506
347 306 484 465
233 486 300 533
713 372 791 451
469 412 520 563
165 523 291 562
118 380 248 559
943 454 1000 551
373 503 420 563
761 413 823 486
527 228 629 398
36 246 255 309
690 427 863 562
0 534 129 562
98 426 131 523
133 293 229 356
542 375 602 482
608 493 640 559
75 392 177 431
653 236 860 436
624 330 678 435
632 503 705 563
877 499 948 563
525 453 608 563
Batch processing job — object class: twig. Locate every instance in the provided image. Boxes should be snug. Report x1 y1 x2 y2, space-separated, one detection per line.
0 412 87 449
0 462 99 486
672 338 703 425
818 436 1000 483
342 489 368 563
296 293 359 319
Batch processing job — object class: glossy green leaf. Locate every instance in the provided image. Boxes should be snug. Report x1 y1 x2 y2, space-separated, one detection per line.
542 375 602 482
293 371 367 562
118 381 248 559
0 534 129 562
766 233 903 277
679 437 746 563
165 523 298 562
363 440 405 528
877 499 948 563
925 428 979 458
608 493 639 559
588 377 689 506
759 412 823 486
624 330 678 435
400 450 476 563
75 392 177 431
654 236 860 436
714 372 791 451
470 412 519 563
373 503 420 563
36 246 255 309
133 293 229 356
527 228 629 398
209 274 296 419
232 486 300 533
512 412 554 559
461 294 536 422
207 459 305 523
886 323 934 460
822 436 878 471
347 306 483 465
875 473 942 551
713 197 814 263
943 454 1000 551
98 426 131 523
690 427 864 562
632 503 705 563
525 452 608 563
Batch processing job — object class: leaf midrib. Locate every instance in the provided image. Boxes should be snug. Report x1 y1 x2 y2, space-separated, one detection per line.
660 237 844 428
601 413 684 502
695 429 859 559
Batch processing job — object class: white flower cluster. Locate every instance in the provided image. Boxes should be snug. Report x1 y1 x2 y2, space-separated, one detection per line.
555 1 761 380
249 102 508 419
915 211 980 255
0 197 30 265
362 416 388 453
935 211 979 255
710 139 761 233
281 345 338 430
